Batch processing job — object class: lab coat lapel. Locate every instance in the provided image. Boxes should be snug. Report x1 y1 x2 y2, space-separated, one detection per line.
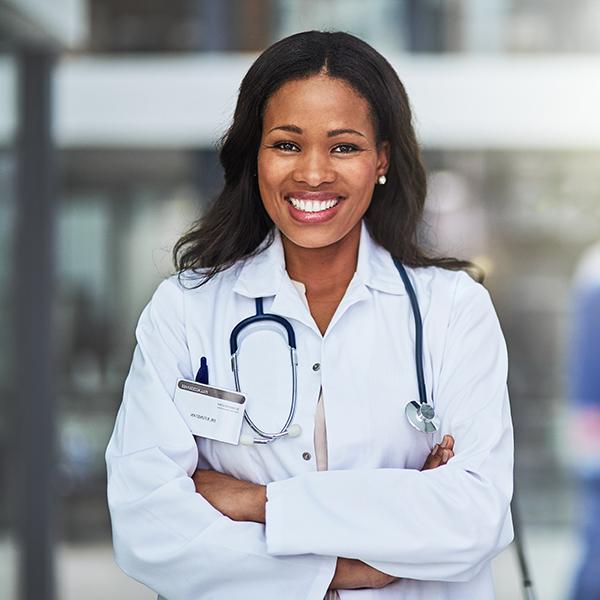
231 229 285 299
232 227 321 336
270 276 322 337
322 274 370 338
322 221 406 337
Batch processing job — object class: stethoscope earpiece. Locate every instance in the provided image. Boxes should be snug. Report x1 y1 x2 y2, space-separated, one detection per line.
239 433 256 446
405 400 439 434
287 423 302 438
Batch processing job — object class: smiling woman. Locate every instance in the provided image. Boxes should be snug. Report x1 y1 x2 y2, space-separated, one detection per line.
106 30 514 600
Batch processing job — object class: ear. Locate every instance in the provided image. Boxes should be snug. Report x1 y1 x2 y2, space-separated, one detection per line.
376 141 390 178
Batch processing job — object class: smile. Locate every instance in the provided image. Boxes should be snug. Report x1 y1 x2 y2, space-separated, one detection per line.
287 197 340 213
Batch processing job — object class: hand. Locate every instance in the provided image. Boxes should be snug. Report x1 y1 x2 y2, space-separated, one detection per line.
421 434 455 470
329 558 397 590
192 470 266 524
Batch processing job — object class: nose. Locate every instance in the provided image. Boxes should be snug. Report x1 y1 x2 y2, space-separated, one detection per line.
292 148 335 187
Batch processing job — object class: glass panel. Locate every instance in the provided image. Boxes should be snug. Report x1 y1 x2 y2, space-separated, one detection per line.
81 0 600 54
55 149 203 598
0 53 18 600
273 0 408 53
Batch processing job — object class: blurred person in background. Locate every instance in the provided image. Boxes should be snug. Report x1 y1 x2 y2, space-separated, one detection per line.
568 242 600 600
105 31 513 599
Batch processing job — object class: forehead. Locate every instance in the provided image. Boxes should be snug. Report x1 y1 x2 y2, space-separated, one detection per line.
263 75 374 135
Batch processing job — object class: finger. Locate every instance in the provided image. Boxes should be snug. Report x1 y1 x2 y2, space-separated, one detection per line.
441 449 454 463
429 444 443 466
421 445 441 470
422 445 455 470
441 435 455 450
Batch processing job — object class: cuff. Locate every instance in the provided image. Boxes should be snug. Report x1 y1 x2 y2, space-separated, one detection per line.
307 556 338 600
266 479 337 598
265 478 291 555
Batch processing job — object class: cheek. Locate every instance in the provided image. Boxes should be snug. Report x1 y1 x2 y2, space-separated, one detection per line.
341 160 376 194
257 157 287 199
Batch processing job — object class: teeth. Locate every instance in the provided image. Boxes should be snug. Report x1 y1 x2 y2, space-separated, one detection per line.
289 197 339 212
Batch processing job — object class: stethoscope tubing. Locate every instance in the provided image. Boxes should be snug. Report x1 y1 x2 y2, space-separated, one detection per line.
230 297 297 354
393 259 427 406
230 297 299 444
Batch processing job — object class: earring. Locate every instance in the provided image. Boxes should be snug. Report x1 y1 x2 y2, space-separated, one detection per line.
377 175 387 185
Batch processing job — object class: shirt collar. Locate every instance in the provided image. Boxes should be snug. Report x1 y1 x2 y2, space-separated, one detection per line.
232 219 406 299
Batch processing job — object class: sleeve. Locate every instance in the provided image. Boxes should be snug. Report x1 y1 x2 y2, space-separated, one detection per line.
105 278 336 600
264 272 514 583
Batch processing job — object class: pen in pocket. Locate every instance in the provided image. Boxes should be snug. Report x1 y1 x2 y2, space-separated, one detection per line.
195 356 209 385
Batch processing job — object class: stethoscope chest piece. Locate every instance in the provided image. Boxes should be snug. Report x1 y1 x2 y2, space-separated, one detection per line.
405 400 439 433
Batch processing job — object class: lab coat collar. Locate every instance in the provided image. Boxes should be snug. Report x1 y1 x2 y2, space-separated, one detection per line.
232 220 406 299
355 220 407 296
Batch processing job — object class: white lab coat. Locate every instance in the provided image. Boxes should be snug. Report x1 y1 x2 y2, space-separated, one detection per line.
106 219 514 600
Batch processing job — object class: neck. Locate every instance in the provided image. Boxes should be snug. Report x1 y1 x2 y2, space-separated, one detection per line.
282 222 361 298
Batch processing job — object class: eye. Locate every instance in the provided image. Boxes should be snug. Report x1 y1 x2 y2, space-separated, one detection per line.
332 144 360 154
272 141 300 152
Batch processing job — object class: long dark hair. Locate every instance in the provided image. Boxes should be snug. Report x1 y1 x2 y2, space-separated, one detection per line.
173 30 479 285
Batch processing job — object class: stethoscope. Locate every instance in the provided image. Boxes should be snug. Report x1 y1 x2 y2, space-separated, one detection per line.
229 258 439 445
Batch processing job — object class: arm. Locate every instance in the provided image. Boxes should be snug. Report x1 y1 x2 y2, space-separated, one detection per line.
191 435 454 525
263 274 514 582
105 279 336 600
192 436 455 590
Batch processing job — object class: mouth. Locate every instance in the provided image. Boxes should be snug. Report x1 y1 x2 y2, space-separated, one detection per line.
284 193 345 214
283 192 345 224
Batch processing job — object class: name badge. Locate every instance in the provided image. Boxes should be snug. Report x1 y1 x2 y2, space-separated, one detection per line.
173 379 246 445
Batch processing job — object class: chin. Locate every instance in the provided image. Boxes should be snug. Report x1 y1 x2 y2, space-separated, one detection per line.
280 225 348 250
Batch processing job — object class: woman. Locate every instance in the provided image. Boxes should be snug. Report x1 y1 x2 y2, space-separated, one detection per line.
106 31 513 599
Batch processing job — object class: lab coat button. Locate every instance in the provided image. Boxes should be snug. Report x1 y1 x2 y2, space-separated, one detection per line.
302 452 312 461
312 363 320 371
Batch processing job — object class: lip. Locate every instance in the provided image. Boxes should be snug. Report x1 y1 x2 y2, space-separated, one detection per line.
285 191 344 201
286 195 343 224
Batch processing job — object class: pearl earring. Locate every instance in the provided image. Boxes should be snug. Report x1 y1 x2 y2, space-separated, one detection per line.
377 175 387 185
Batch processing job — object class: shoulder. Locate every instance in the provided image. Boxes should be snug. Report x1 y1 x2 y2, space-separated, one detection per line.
406 265 490 315
406 265 504 360
156 265 243 300
406 268 508 390
141 264 243 326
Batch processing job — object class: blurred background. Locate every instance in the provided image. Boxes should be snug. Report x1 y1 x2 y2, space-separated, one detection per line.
2 0 600 599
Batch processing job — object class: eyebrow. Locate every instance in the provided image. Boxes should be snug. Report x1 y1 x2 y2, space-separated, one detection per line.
267 124 366 139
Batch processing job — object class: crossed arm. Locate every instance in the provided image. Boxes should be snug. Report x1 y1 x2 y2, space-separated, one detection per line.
193 435 455 591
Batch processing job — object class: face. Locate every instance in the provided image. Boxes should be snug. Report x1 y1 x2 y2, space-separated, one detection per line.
257 74 389 250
